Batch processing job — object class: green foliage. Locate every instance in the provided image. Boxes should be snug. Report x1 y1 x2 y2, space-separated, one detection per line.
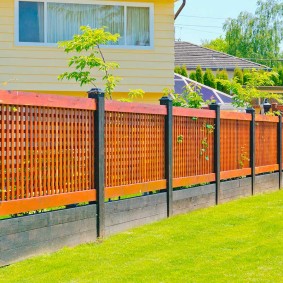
233 67 244 85
202 36 229 53
243 69 252 85
174 65 181 75
118 89 145 103
223 0 283 67
58 26 121 99
278 67 283 86
216 69 229 93
174 65 188 78
216 69 283 108
174 65 188 77
195 65 204 84
270 71 280 86
189 71 197 81
168 85 204 109
203 69 216 89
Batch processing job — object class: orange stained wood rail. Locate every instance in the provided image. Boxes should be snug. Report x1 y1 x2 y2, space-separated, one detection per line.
0 90 282 216
0 90 96 110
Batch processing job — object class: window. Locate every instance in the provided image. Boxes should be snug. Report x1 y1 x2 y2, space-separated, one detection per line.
17 1 153 48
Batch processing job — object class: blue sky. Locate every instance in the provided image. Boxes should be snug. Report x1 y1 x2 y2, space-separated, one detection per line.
174 0 259 44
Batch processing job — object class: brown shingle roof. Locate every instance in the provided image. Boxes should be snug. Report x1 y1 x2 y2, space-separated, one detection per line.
175 41 271 71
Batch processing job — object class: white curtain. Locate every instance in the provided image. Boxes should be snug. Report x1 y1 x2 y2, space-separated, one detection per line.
127 7 150 46
37 3 44 42
47 3 124 44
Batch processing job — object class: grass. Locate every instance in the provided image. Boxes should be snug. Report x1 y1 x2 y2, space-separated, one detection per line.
1 191 283 283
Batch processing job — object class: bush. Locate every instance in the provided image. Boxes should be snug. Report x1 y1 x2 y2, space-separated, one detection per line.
189 71 197 81
233 67 243 85
195 65 204 84
216 69 229 93
174 65 188 77
203 69 216 89
243 69 252 85
278 67 283 86
270 71 279 86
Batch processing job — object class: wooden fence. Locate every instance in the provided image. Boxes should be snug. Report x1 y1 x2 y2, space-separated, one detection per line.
0 90 281 232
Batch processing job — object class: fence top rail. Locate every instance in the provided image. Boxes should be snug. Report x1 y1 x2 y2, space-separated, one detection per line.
0 90 96 111
255 114 279 123
220 111 252 121
105 100 167 115
173 107 216 119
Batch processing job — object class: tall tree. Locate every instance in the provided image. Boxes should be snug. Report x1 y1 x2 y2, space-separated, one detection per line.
223 0 283 67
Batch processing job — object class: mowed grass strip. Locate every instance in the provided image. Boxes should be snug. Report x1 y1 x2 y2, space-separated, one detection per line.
1 190 283 283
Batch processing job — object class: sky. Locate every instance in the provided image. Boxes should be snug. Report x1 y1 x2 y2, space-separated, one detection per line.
174 0 259 44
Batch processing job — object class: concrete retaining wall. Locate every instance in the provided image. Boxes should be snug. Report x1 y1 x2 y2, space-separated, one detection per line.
255 172 279 194
219 177 252 204
105 192 167 236
0 205 97 267
173 184 216 215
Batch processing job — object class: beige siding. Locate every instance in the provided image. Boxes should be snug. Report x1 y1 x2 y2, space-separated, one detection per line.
0 0 175 97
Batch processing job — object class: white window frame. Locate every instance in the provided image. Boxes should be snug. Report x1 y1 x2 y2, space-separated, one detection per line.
14 0 154 50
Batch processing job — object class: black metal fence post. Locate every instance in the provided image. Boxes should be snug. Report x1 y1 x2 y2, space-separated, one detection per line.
88 88 105 238
160 96 173 217
209 103 220 205
246 108 255 195
278 115 282 189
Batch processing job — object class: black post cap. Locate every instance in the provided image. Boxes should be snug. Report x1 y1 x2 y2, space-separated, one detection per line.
160 96 172 105
87 88 105 99
246 107 255 114
209 102 220 110
263 98 271 114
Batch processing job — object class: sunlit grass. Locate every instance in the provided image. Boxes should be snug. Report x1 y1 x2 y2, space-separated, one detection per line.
1 190 283 283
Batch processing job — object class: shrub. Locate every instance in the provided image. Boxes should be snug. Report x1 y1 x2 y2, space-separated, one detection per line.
243 69 252 85
233 67 243 85
174 65 188 77
278 67 283 86
216 69 229 93
189 71 197 81
203 69 216 89
195 65 204 84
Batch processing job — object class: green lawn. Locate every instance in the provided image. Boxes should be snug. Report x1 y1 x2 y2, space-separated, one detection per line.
1 191 283 283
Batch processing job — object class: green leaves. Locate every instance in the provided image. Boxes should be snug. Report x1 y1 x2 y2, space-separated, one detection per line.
58 26 120 53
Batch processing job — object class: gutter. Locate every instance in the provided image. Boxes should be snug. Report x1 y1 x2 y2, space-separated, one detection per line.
174 0 186 20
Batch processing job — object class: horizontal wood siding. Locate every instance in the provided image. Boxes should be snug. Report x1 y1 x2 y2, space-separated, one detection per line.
0 0 175 96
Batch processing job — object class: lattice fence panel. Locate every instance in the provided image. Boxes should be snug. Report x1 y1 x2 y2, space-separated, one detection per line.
105 112 165 188
220 119 250 171
173 116 214 178
0 105 94 202
255 121 277 167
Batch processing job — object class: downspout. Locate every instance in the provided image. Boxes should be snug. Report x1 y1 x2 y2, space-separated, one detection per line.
174 0 186 20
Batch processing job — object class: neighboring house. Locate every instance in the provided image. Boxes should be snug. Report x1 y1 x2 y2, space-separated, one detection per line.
0 0 175 103
175 41 271 78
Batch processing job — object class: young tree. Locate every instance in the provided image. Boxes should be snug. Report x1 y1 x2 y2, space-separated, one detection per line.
58 26 121 99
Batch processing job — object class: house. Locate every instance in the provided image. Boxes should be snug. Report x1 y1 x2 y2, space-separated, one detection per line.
0 0 176 104
175 41 271 78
